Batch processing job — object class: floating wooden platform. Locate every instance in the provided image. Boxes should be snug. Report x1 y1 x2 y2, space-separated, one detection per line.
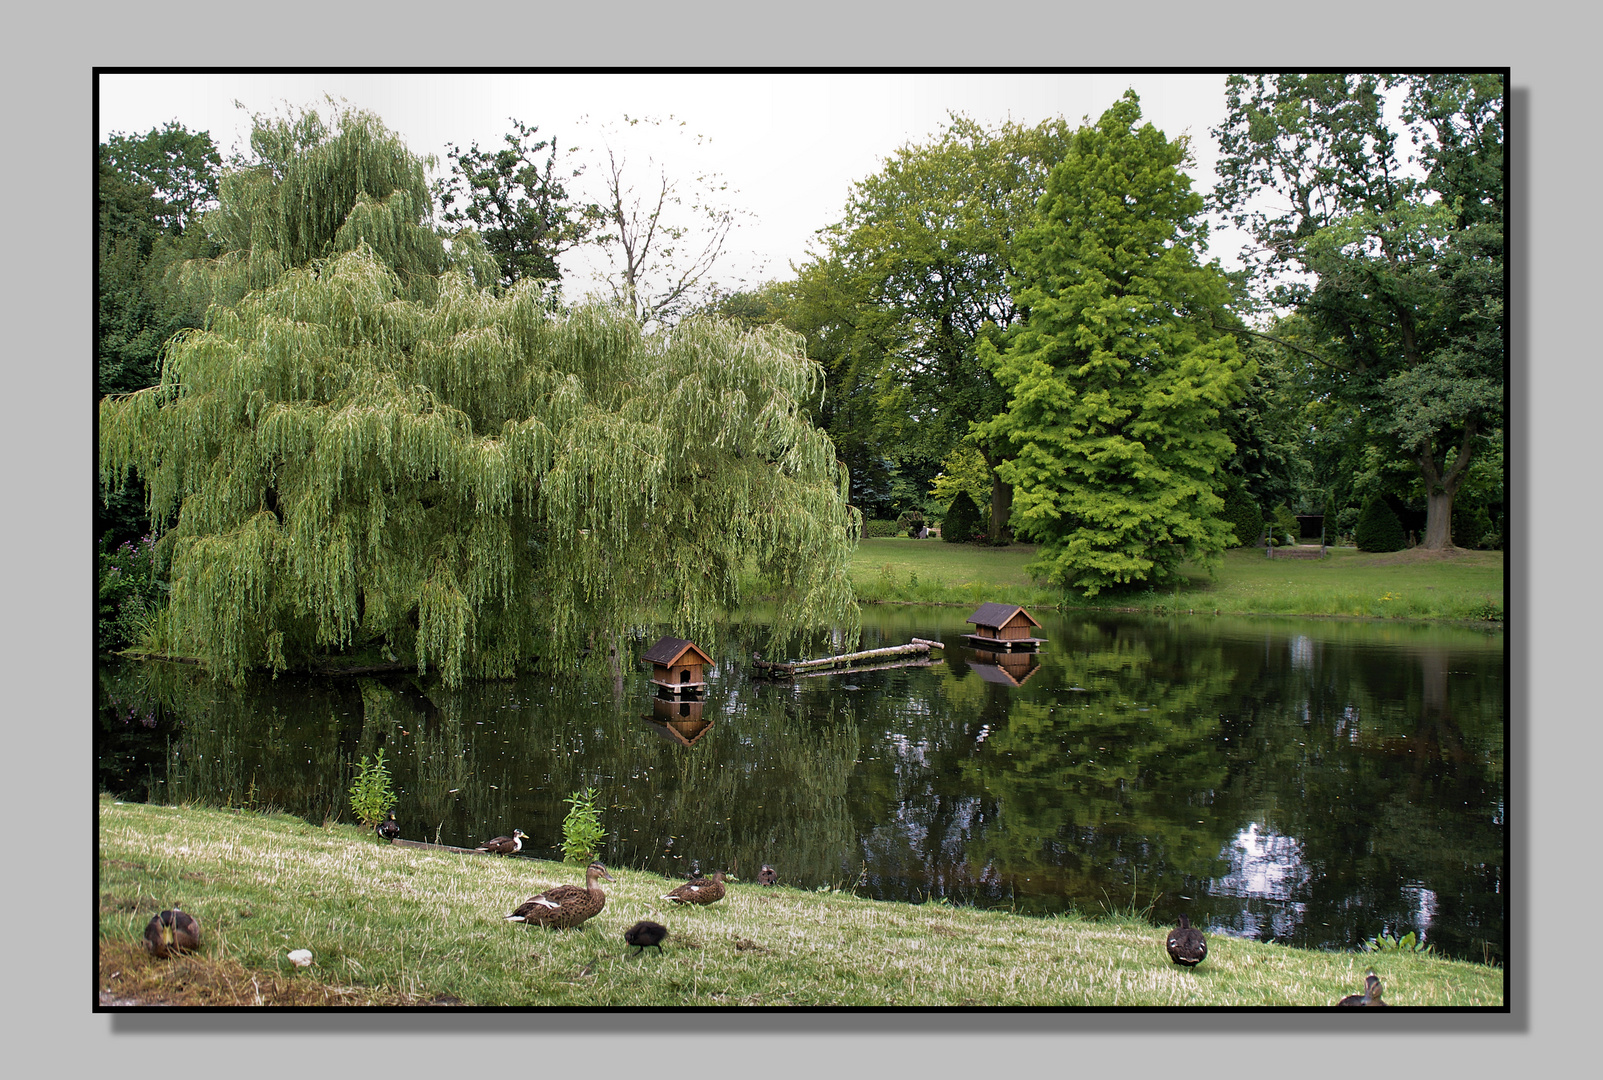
752 639 944 679
961 634 1047 651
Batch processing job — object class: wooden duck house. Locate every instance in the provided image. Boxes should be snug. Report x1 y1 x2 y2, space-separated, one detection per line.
642 636 714 695
963 603 1046 651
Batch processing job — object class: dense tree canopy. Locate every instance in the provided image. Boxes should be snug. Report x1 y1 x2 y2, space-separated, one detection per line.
100 105 860 687
978 92 1248 595
1212 73 1504 548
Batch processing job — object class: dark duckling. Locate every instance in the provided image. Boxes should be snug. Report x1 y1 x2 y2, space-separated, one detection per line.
506 862 614 928
376 810 400 842
143 908 201 959
758 864 778 886
476 828 528 855
624 920 669 956
1166 915 1207 967
663 870 726 905
1337 972 1389 1006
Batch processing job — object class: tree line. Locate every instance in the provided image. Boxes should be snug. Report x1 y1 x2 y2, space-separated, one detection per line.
97 76 1504 679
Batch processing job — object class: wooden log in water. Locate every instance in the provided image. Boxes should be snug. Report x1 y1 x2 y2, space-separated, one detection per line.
753 640 938 678
791 658 943 679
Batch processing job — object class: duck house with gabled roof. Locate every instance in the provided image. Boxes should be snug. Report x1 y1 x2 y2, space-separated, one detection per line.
642 636 714 695
963 603 1047 651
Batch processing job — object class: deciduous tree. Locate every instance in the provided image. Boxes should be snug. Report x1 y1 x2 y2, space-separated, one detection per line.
100 105 859 687
978 92 1248 595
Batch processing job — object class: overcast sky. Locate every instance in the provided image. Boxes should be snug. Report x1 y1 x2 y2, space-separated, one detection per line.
98 71 1257 302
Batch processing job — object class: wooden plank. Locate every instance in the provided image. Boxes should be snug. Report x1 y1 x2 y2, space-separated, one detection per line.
389 838 490 855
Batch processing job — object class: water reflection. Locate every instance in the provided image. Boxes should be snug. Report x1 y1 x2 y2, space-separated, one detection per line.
96 609 1504 962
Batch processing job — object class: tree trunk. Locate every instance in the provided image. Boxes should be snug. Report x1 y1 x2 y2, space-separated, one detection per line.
980 445 1013 545
1416 425 1477 549
1423 489 1456 549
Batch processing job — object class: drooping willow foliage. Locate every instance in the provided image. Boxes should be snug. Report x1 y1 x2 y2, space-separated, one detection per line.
100 105 861 687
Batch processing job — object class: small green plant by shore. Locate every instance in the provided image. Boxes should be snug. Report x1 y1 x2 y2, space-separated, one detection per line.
347 748 397 830
561 787 606 864
1363 929 1434 955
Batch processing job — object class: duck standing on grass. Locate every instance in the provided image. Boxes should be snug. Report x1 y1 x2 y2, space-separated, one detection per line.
476 828 528 855
624 920 669 956
506 862 614 928
1166 915 1207 967
758 865 778 886
663 870 727 905
1337 972 1389 1006
143 908 201 958
377 810 400 841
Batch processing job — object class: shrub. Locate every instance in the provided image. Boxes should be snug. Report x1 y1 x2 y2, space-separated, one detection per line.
1354 497 1407 552
348 748 397 829
561 787 606 864
941 491 983 544
1271 504 1300 546
1221 483 1263 547
862 518 901 539
97 534 165 652
896 509 926 538
1452 497 1492 549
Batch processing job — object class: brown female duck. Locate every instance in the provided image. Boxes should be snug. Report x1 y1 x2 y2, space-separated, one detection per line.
1337 972 1389 1006
505 862 614 928
662 870 726 905
476 829 528 855
143 908 201 958
1166 915 1207 967
757 865 778 886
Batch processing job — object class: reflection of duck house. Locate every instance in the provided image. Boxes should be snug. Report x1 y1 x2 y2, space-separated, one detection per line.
963 603 1047 650
969 649 1042 686
642 636 714 696
644 694 714 747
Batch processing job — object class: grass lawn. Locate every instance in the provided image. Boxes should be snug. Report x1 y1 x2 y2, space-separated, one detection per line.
846 538 1504 623
98 797 1503 1007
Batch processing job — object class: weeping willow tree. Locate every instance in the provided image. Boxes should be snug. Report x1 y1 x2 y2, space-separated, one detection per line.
100 104 860 687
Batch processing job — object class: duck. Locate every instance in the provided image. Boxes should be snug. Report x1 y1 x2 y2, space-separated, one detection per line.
505 862 614 928
1166 914 1207 967
757 864 778 886
476 828 528 855
1337 972 1389 1006
376 810 400 842
662 869 726 905
143 908 201 958
624 920 669 956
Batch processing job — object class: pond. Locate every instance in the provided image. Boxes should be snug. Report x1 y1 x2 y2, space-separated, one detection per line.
96 606 1505 964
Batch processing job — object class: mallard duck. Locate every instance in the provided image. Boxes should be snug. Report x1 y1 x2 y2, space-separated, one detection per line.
757 864 778 886
143 908 201 958
476 828 528 855
624 919 669 956
1166 915 1207 967
376 810 400 841
505 862 614 928
1337 972 1389 1006
662 870 726 905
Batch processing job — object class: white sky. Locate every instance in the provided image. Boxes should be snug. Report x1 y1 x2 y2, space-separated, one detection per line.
97 71 1255 302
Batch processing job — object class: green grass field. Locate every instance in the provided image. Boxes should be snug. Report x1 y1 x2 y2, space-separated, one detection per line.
846 538 1504 622
98 798 1503 1007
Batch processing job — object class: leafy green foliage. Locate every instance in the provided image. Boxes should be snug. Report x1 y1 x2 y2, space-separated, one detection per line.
941 491 984 543
432 119 605 289
1213 74 1504 548
98 534 165 652
978 92 1248 595
348 748 397 829
1220 482 1263 548
560 787 606 864
1363 930 1434 956
895 509 926 537
99 105 860 688
1354 497 1407 553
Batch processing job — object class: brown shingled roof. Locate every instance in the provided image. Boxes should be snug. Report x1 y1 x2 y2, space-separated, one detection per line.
965 603 1041 629
641 636 714 668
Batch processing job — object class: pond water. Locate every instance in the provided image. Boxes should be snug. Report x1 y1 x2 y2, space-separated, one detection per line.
97 606 1505 963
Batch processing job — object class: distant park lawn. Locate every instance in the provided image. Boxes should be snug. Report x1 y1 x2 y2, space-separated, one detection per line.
846 537 1504 623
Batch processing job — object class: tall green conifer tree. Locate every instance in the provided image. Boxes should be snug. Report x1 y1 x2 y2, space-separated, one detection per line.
977 92 1248 595
100 105 859 686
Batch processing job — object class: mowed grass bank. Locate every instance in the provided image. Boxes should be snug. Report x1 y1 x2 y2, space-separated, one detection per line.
847 538 1504 622
98 798 1503 1007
